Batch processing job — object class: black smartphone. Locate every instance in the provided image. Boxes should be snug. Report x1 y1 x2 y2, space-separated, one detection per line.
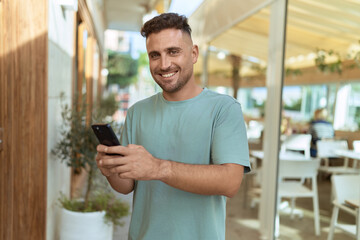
91 123 121 147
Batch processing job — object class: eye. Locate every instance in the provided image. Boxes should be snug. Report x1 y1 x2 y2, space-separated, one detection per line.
169 49 179 55
149 53 160 59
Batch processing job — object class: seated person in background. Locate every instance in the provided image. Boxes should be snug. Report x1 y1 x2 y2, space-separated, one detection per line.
309 108 335 157
281 113 293 136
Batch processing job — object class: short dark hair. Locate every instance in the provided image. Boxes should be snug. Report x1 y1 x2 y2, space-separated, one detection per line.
140 13 192 38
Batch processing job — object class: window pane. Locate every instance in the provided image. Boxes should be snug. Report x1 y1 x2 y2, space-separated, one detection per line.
334 82 360 131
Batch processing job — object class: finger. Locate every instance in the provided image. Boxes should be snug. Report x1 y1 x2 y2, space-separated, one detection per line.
98 162 123 176
96 144 107 152
98 144 131 156
109 164 132 174
96 152 116 162
97 144 118 153
118 172 134 179
99 155 131 167
127 144 142 149
95 152 106 160
97 159 113 168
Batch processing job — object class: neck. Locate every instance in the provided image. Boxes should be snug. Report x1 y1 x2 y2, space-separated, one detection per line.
162 81 203 101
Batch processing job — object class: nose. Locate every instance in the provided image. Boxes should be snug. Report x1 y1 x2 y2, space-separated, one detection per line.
160 55 171 70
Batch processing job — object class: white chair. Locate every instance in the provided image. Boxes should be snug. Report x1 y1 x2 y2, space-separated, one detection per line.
317 139 359 175
353 140 360 152
244 156 262 208
281 134 312 158
246 120 264 141
352 140 360 169
327 174 360 240
277 159 321 236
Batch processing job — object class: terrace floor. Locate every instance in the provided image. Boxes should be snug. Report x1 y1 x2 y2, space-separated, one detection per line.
226 174 355 240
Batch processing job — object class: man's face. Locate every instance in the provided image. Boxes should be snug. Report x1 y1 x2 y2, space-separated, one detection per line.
146 28 198 94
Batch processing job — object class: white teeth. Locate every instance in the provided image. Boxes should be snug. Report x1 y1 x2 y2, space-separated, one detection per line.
162 72 176 78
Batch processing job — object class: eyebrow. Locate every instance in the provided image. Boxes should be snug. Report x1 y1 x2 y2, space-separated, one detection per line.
148 47 182 56
166 47 182 51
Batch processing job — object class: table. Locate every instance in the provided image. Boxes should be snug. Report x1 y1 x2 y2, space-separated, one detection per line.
344 199 360 238
334 149 360 171
250 150 312 161
334 149 360 160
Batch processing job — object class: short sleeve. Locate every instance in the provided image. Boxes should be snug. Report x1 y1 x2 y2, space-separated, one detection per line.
211 102 251 173
120 108 132 146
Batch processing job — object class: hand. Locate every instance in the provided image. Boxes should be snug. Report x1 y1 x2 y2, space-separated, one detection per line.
96 144 165 180
95 148 122 177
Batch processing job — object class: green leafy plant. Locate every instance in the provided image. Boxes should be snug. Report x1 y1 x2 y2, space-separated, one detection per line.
283 98 302 111
285 68 302 77
59 190 129 226
251 65 267 76
315 48 343 75
107 51 138 88
347 40 360 69
96 93 121 121
52 93 129 226
314 43 360 75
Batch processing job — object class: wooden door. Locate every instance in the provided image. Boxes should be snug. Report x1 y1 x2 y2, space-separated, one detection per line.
0 0 48 239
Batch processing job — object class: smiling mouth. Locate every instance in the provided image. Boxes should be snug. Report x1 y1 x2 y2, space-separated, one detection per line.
160 71 177 78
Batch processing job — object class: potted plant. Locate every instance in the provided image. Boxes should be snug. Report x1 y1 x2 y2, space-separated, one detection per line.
52 93 129 240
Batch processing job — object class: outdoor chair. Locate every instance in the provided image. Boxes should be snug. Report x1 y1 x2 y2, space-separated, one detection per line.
327 174 360 240
317 139 359 175
281 134 312 158
353 140 360 152
246 155 262 208
276 159 321 236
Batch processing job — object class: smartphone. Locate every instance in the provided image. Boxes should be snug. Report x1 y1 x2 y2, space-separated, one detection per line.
91 123 121 147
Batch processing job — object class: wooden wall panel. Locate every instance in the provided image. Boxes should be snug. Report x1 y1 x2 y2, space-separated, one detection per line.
335 130 360 150
71 21 86 199
0 0 48 239
72 12 79 104
77 22 85 109
97 52 103 105
85 37 95 125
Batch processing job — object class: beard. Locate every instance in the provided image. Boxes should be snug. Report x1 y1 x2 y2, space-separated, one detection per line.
153 67 193 94
155 75 189 93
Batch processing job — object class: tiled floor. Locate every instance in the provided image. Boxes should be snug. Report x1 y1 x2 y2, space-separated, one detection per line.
226 174 356 240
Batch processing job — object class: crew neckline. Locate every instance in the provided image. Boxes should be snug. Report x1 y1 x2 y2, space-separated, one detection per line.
159 88 208 105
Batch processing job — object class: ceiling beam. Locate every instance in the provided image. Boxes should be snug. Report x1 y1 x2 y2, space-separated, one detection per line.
196 59 360 88
189 0 274 46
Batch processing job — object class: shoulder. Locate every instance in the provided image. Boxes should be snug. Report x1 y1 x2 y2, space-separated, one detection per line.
200 89 244 125
202 89 241 109
128 93 160 111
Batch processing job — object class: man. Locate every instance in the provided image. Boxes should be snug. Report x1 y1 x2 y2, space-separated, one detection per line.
309 108 334 157
96 13 250 240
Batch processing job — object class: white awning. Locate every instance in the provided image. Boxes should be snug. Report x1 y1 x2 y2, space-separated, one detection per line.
105 0 171 31
189 0 360 84
189 0 273 46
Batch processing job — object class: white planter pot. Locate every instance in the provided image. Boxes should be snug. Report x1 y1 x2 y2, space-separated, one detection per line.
60 208 113 240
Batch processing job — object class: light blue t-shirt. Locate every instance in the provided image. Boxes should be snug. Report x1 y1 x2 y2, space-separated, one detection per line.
120 88 250 240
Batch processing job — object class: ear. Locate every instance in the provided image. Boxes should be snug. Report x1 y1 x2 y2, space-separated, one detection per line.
192 44 199 64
